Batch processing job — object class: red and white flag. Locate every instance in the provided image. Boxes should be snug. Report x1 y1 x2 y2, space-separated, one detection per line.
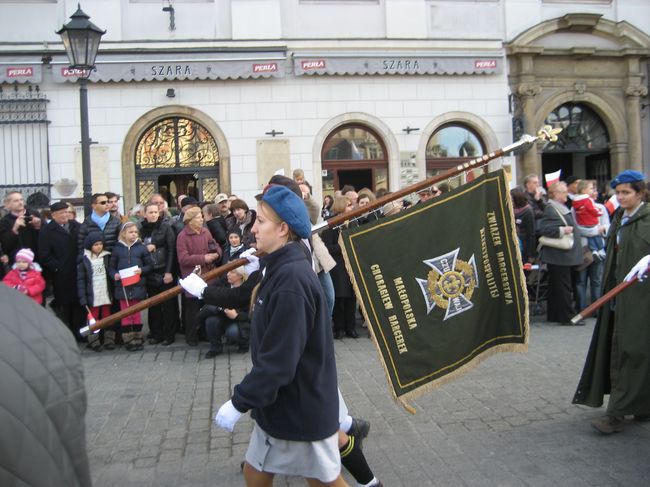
604 194 619 215
119 266 141 287
544 169 562 187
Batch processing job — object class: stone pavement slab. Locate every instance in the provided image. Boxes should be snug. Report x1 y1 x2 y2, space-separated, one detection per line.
82 319 650 486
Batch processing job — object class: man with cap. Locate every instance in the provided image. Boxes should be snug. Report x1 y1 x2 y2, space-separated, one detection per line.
564 175 580 209
39 201 83 339
573 169 650 434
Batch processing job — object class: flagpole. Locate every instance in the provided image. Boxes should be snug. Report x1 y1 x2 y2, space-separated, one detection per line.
80 126 561 336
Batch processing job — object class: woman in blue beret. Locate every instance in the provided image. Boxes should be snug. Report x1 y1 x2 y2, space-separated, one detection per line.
212 185 346 486
573 170 650 434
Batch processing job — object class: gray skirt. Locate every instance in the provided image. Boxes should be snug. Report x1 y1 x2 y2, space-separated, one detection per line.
245 423 341 482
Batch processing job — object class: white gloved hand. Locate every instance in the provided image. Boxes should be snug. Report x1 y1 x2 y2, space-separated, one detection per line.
624 255 650 282
214 399 243 432
179 272 208 298
240 248 260 275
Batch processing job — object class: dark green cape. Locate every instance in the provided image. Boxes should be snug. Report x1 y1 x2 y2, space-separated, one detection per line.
573 203 650 415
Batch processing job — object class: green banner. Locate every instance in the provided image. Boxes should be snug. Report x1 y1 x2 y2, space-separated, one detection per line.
340 170 528 410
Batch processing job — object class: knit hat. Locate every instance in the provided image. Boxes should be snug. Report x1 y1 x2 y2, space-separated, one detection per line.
261 185 311 239
15 248 34 264
179 196 198 208
564 175 579 186
183 206 203 224
610 170 645 189
84 231 104 250
228 227 242 238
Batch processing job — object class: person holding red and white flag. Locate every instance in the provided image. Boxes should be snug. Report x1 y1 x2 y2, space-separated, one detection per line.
109 222 153 351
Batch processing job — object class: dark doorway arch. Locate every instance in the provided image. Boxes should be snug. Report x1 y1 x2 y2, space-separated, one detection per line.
542 103 611 194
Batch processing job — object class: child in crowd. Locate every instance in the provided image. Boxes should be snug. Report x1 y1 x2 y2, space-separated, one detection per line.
109 222 152 351
2 248 45 304
222 228 247 263
572 180 606 260
77 232 112 352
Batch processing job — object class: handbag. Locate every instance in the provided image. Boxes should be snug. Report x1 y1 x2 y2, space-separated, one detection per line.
538 206 574 250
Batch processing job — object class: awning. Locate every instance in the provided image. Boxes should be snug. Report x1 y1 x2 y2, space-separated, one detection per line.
293 51 503 76
50 50 287 83
0 56 43 84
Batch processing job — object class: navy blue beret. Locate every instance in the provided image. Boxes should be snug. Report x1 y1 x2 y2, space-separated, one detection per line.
610 170 645 189
262 185 311 239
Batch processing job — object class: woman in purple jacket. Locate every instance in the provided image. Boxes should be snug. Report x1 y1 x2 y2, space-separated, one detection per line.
176 206 221 345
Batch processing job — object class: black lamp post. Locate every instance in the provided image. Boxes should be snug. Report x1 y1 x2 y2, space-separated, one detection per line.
56 4 105 216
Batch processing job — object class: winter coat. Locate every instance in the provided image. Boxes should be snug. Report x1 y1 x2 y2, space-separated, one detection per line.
538 200 583 267
206 218 227 248
321 217 354 298
38 219 81 304
230 242 338 441
0 285 91 487
513 204 536 263
77 250 112 307
573 203 650 415
139 218 176 278
227 209 257 248
77 213 121 254
222 243 247 264
0 209 41 264
2 265 46 304
176 225 220 280
108 240 153 301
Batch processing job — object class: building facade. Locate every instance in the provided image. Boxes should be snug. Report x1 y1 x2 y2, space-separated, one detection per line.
0 0 648 212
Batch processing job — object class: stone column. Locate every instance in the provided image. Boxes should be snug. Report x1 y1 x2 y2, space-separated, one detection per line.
517 83 542 179
625 84 648 171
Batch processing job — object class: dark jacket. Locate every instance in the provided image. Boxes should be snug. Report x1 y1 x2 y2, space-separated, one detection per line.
203 270 261 309
0 209 41 264
206 218 227 248
227 209 257 248
231 242 339 441
76 251 112 307
38 219 81 304
525 191 546 220
514 204 536 263
108 240 153 301
538 200 583 266
573 203 650 415
0 285 91 487
77 213 121 254
321 219 354 297
139 218 176 276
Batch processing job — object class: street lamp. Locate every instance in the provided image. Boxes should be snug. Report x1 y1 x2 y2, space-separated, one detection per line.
56 4 105 216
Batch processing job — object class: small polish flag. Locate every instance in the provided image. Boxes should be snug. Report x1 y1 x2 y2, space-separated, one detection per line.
604 194 619 215
87 311 96 326
119 265 141 287
544 169 562 187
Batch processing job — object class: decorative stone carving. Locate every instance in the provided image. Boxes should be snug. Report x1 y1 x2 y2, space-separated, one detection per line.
517 83 542 97
574 82 586 95
625 85 649 98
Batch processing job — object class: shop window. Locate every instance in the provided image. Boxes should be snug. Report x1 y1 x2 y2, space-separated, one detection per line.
426 123 486 179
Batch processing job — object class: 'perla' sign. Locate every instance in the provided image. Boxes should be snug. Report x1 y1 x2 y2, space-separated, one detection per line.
151 64 193 77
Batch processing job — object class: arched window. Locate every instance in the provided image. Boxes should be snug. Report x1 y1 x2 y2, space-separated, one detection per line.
134 117 220 206
321 124 388 195
543 103 609 151
426 123 486 178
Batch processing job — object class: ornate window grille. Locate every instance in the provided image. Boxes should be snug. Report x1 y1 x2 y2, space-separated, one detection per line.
0 85 50 203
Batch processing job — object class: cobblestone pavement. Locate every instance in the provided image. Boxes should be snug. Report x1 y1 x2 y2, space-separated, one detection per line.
82 318 650 486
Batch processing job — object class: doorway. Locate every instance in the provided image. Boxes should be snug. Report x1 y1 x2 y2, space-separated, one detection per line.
158 174 198 209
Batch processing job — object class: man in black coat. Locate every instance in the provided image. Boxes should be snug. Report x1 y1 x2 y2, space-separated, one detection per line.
0 190 42 265
77 193 121 254
38 201 83 340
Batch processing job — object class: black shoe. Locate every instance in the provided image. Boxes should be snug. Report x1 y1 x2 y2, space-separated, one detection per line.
574 320 586 326
103 343 115 350
133 343 144 351
333 330 344 340
161 340 174 346
349 417 370 449
346 330 359 339
237 345 249 354
205 350 221 359
186 339 198 346
148 337 163 345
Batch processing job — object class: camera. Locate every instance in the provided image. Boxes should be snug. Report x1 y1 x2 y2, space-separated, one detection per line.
24 215 33 223
215 306 224 314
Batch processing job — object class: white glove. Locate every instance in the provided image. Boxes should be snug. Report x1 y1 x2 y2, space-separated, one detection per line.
625 255 650 282
241 248 260 275
214 399 243 432
179 272 208 298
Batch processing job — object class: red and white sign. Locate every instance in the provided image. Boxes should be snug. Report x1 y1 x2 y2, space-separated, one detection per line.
118 266 141 287
61 67 91 77
7 67 33 78
252 63 278 73
474 60 497 69
301 59 326 71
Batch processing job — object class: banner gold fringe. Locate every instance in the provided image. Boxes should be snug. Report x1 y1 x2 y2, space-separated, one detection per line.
338 167 530 414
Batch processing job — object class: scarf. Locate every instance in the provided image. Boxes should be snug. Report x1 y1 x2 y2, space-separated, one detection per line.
91 211 110 231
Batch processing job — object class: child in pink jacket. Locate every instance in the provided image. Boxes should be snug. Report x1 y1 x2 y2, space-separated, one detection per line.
2 248 46 304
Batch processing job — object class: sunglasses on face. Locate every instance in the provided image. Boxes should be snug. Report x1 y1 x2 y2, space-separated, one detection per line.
96 201 108 205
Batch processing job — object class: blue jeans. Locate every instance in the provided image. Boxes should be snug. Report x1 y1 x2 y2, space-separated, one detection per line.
318 271 335 317
205 314 241 353
575 259 604 312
